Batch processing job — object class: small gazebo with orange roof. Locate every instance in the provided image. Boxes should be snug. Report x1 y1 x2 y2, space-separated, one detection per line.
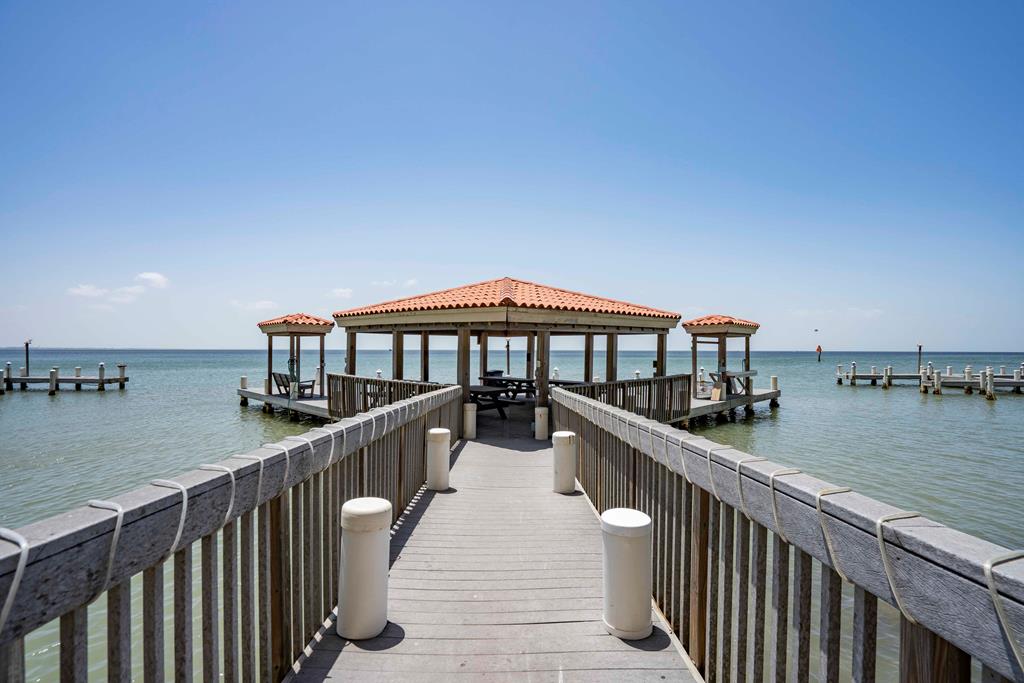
682 314 760 400
333 277 680 404
257 313 335 397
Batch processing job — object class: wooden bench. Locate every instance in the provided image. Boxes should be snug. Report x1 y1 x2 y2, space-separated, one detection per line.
272 371 316 398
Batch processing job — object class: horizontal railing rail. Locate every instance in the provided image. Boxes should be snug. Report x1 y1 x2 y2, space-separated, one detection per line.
327 373 443 420
0 385 462 681
551 386 1023 682
563 373 691 423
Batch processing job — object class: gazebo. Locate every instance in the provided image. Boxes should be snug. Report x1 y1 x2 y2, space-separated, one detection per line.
682 314 760 400
257 313 335 396
333 277 681 405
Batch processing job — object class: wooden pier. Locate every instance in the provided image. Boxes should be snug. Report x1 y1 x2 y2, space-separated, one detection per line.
836 361 1024 399
2 383 1023 681
1 362 128 395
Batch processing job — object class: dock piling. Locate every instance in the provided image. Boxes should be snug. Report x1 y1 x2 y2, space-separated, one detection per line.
1014 369 1022 394
19 366 26 390
239 376 248 406
117 363 126 389
74 367 82 391
48 368 57 395
52 366 59 391
98 363 105 391
985 369 996 401
870 366 877 385
932 371 942 395
850 362 857 386
3 362 11 392
919 368 928 393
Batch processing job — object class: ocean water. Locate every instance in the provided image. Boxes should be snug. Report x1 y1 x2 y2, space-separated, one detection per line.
1 347 1022 680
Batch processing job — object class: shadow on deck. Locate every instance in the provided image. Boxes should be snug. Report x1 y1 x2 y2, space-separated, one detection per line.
285 407 699 682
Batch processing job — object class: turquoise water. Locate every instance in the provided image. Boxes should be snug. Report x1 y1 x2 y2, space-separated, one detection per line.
1 347 1023 680
2 348 1021 547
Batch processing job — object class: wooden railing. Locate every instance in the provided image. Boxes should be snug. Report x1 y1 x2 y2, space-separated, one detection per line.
0 385 462 682
563 373 691 424
552 387 1024 683
327 373 442 420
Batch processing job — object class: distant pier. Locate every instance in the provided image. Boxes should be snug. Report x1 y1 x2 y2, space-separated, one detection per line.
1 362 128 396
836 361 1023 399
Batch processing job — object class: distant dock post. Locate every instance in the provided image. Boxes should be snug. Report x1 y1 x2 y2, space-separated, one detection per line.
97 363 105 391
836 364 843 384
52 366 60 391
239 376 249 406
19 366 27 390
1014 368 1022 394
769 376 779 407
870 366 877 385
985 369 996 401
932 370 943 394
74 367 82 390
117 363 127 389
919 368 928 393
850 361 857 386
3 362 11 392
48 368 57 395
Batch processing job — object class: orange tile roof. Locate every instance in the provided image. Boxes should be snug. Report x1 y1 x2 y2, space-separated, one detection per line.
257 312 335 328
682 314 760 329
334 277 680 319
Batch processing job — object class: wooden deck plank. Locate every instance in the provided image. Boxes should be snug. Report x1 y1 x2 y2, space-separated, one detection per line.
286 435 697 682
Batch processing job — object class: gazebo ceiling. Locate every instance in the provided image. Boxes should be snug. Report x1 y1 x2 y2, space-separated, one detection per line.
257 312 335 336
333 277 681 334
682 314 760 337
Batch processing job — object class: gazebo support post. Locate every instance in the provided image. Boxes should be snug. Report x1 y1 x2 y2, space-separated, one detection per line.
691 335 698 398
345 331 357 375
319 335 325 395
479 333 488 378
267 335 273 396
584 333 594 382
420 332 429 382
295 335 302 382
605 334 618 382
392 331 404 380
536 331 550 405
655 333 667 377
526 333 535 379
716 334 727 398
457 327 471 403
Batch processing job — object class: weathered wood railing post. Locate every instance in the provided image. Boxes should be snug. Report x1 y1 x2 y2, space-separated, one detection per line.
899 617 970 682
689 488 710 670
97 363 105 391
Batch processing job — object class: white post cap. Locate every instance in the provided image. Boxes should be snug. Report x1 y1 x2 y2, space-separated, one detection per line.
600 508 652 537
427 427 450 443
341 497 392 533
552 431 575 445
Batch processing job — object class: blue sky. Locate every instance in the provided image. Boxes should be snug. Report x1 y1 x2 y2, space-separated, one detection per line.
1 1 1021 351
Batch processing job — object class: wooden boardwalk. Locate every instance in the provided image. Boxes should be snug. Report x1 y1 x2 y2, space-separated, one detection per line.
287 421 698 682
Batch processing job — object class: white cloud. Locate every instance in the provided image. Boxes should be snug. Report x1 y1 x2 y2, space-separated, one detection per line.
68 284 108 298
403 278 418 287
331 288 354 299
230 299 278 311
108 285 145 304
136 272 169 289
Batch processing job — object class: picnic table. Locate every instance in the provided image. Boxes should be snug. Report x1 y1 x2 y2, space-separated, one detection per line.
468 385 523 419
479 375 586 400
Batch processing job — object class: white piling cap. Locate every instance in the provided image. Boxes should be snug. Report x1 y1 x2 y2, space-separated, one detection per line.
600 508 652 537
341 497 392 532
427 427 450 443
552 431 575 445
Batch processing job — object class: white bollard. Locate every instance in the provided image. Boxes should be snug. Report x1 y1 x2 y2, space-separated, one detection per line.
534 406 549 440
552 367 560 380
946 366 952 376
1000 365 1006 375
375 369 382 378
462 402 477 440
337 497 392 640
600 508 652 640
240 375 248 390
770 375 778 391
634 369 641 379
552 431 576 494
426 428 451 491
